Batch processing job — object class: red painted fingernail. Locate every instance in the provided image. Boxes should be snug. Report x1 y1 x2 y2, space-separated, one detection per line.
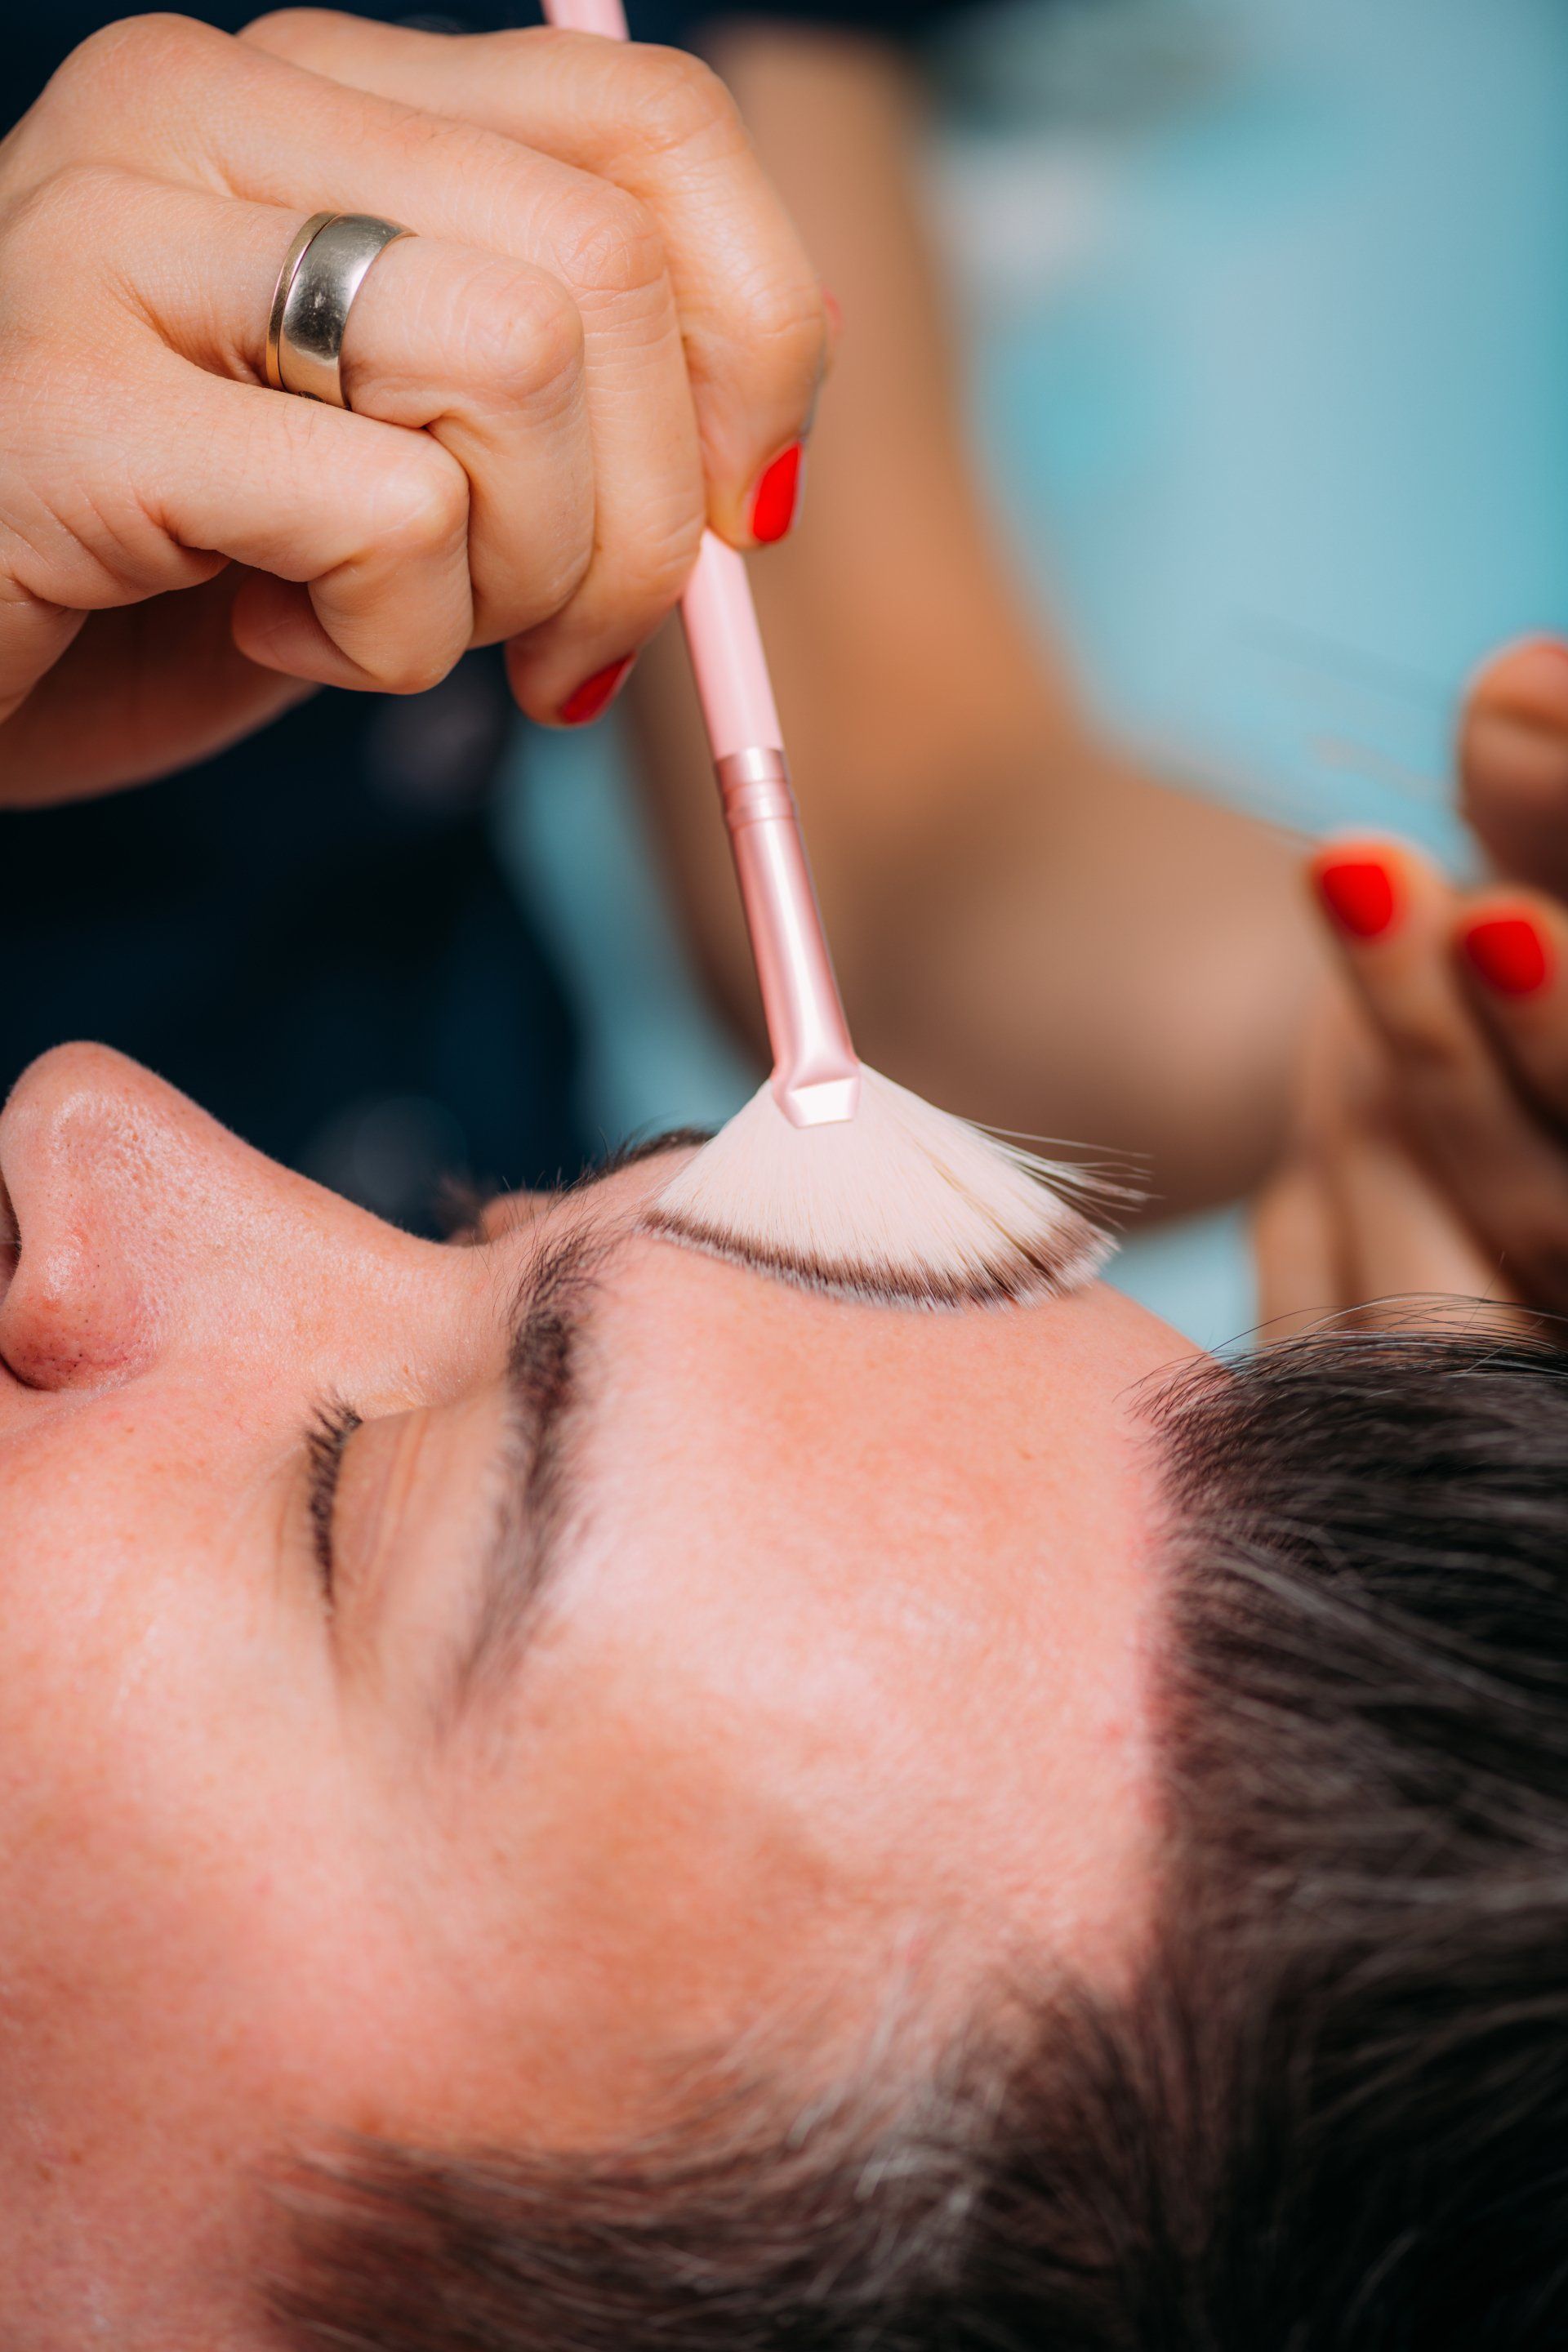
750 442 804 545
1313 855 1399 940
1462 913 1552 996
558 654 634 728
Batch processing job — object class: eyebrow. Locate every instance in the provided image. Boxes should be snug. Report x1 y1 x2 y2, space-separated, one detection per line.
441 1127 711 1724
447 1227 606 1723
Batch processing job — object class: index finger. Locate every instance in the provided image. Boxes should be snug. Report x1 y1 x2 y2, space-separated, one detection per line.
1307 838 1568 1298
1453 887 1568 1130
243 11 830 546
1458 636 1568 898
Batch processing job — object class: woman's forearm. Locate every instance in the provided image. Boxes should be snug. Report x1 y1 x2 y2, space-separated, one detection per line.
630 23 1322 1215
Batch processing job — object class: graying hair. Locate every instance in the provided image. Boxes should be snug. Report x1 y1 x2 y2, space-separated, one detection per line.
269 1326 1568 2351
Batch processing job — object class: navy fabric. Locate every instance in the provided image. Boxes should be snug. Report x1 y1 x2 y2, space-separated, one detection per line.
7 3 962 105
3 0 969 1224
639 0 962 41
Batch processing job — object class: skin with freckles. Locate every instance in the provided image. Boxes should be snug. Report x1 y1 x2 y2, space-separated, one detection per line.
0 1042 1189 2350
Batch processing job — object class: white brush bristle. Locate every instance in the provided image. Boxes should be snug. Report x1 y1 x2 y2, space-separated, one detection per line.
642 1067 1120 1308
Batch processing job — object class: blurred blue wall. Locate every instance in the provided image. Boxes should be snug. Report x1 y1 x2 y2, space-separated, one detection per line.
949 0 1568 861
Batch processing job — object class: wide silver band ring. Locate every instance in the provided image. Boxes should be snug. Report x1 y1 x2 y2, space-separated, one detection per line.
265 212 413 411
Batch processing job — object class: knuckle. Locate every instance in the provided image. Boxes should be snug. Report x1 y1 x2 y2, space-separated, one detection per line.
373 448 470 563
1385 1010 1470 1085
738 273 828 390
543 180 666 305
47 14 215 110
631 46 744 158
38 16 127 104
236 7 322 54
466 264 585 411
2 160 129 265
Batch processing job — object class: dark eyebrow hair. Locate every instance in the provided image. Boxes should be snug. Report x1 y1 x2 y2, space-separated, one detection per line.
446 1229 607 1723
440 1129 713 1724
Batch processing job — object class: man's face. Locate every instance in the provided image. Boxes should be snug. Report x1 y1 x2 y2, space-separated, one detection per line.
0 1045 1192 2347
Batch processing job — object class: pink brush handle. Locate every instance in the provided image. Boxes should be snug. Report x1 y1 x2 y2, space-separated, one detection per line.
541 0 858 1125
543 0 630 30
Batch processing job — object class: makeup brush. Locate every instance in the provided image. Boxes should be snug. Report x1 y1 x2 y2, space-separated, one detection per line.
545 0 1117 1307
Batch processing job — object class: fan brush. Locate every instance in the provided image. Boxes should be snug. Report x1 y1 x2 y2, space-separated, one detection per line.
547 0 1119 1308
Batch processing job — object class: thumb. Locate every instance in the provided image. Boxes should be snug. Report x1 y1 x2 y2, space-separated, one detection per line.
1459 636 1568 900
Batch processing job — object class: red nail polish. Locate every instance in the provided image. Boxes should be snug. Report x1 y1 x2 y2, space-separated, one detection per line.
1462 913 1552 996
1313 856 1398 940
559 654 634 728
750 443 804 545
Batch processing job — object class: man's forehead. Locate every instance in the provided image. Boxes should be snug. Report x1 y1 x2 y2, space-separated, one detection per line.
474 1169 1194 1633
522 1254 1182 1731
465 1239 1175 2031
578 1232 1179 1433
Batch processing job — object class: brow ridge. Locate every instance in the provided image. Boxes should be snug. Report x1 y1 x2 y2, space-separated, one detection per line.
448 1229 605 1724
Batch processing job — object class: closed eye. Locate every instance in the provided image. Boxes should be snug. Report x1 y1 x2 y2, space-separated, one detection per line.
304 1400 362 1604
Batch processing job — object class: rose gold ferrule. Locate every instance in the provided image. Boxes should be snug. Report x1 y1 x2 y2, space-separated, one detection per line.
714 751 861 1128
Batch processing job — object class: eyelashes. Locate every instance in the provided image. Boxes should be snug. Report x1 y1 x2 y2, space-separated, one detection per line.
305 1400 362 1603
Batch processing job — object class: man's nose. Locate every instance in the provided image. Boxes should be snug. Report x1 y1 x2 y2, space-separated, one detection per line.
0 1045 238 1387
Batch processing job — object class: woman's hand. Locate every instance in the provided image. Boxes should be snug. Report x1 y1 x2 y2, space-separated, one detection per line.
0 9 828 802
1256 840 1568 1332
1460 635 1568 900
1256 645 1568 1333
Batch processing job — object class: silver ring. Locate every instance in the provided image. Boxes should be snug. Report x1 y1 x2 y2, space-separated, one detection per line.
265 212 413 411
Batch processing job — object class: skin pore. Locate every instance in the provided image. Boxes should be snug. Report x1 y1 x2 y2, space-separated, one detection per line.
0 1043 1191 2350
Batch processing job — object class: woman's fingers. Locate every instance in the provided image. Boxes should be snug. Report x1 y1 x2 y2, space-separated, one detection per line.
1254 990 1361 1336
167 370 474 695
0 588 88 739
1253 1154 1344 1339
0 169 478 699
2 360 470 706
119 174 596 651
1323 1096 1518 1316
1309 838 1568 1307
241 10 829 548
13 15 718 715
1458 635 1568 898
1255 982 1526 1336
1454 889 1568 1122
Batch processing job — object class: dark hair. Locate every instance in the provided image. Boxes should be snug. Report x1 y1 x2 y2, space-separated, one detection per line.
266 1325 1568 2350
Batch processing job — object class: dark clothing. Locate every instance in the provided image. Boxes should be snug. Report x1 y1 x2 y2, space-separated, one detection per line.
8 2 961 99
644 0 964 39
4 0 969 1227
5 663 581 1226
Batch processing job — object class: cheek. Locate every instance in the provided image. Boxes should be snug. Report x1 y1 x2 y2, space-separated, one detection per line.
0 1396 332 2026
0 1339 321 1732
0 1425 435 2288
